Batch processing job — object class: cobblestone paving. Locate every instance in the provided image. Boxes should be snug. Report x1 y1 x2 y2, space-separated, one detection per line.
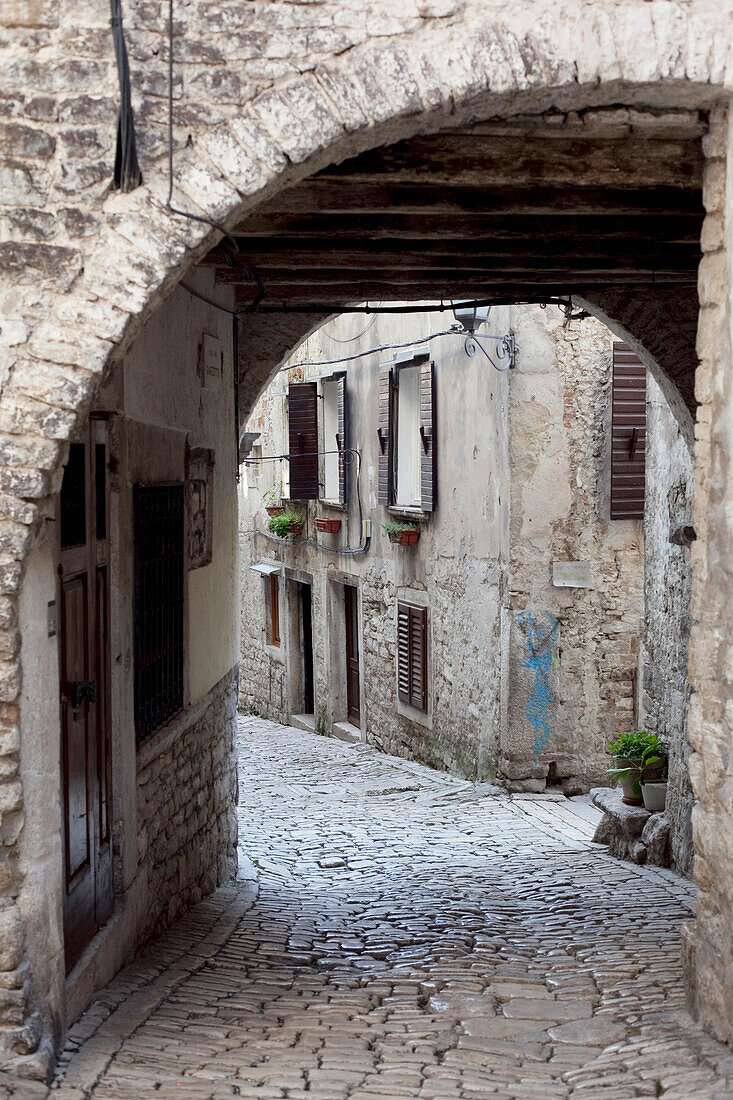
46 717 733 1099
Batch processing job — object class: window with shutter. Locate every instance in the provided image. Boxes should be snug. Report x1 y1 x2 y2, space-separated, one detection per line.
611 342 647 520
377 365 393 506
288 382 319 499
396 601 428 712
420 359 436 512
322 373 347 504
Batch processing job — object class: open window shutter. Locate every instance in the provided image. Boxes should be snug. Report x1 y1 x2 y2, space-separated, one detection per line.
377 365 394 506
397 601 428 712
397 602 411 704
420 359 436 512
611 343 646 520
336 373 347 505
288 382 318 500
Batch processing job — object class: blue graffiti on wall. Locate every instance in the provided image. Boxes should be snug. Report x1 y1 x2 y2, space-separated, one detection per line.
516 610 560 760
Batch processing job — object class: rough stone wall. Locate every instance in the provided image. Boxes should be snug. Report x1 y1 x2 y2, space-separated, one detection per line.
643 372 695 878
502 311 645 793
685 103 733 1044
0 0 732 1066
136 669 239 940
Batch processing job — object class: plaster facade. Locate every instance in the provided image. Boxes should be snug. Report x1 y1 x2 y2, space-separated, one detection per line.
239 306 647 793
1 0 733 1067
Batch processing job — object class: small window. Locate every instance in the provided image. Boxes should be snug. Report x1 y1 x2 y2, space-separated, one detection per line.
322 380 341 502
396 601 428 712
133 485 184 741
396 365 422 507
267 573 280 648
378 358 435 512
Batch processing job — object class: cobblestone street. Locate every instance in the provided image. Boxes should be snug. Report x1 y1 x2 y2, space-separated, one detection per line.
36 719 733 1099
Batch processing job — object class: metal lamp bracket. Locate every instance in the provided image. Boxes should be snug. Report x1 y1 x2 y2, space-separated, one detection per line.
464 332 515 372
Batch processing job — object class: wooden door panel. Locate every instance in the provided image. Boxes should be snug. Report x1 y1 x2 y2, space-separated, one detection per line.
61 574 91 882
345 586 361 727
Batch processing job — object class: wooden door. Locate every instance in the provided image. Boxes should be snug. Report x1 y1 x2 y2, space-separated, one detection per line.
59 417 113 973
345 585 361 727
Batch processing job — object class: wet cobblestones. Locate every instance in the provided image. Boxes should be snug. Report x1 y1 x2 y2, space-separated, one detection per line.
47 718 733 1099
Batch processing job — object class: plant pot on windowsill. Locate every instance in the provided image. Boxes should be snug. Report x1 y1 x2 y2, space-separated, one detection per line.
384 522 420 546
266 505 284 517
268 510 304 539
315 517 341 533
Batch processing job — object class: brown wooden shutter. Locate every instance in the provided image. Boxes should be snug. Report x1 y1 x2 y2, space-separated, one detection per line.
611 342 646 520
420 359 436 513
288 381 318 500
397 601 428 712
377 365 394 506
336 373 347 505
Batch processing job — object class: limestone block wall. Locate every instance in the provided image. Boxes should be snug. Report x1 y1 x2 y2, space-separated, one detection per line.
502 311 644 793
136 669 239 942
685 104 733 1044
643 372 695 878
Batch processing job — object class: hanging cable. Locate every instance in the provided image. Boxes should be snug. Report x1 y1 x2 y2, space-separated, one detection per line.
320 307 381 344
281 328 462 372
110 0 141 191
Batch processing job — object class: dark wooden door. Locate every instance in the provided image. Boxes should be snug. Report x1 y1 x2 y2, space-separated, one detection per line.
345 585 361 727
59 417 113 973
299 583 314 714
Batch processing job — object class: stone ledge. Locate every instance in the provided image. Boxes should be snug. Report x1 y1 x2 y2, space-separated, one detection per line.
590 786 671 868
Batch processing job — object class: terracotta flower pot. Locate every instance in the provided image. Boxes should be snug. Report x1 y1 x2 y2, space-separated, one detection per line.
266 505 284 517
315 518 341 533
388 528 420 546
289 522 304 537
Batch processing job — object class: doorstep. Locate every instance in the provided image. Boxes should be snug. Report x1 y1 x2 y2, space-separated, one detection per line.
331 720 362 744
291 713 316 733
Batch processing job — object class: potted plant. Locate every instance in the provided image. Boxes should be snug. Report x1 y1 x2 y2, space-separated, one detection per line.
383 521 420 546
264 480 284 517
315 517 341 533
267 509 304 539
607 731 668 807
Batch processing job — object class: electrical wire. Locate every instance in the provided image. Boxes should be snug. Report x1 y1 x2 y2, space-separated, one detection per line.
248 449 369 555
320 308 381 344
282 328 461 372
110 0 141 191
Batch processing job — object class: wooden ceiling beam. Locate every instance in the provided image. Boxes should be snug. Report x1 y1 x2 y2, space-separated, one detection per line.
235 183 703 221
229 213 703 242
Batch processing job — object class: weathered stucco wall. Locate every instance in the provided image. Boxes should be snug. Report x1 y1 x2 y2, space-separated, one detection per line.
502 311 644 793
239 307 511 777
239 305 648 790
643 371 695 878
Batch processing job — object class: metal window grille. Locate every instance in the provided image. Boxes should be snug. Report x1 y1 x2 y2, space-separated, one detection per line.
133 485 184 741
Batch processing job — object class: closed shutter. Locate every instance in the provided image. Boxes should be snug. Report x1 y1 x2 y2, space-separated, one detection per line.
336 373 347 505
288 382 318 500
396 601 428 712
611 342 646 520
377 365 394 506
420 359 436 512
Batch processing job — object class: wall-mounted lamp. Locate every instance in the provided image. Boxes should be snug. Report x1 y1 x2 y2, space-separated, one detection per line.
451 301 515 372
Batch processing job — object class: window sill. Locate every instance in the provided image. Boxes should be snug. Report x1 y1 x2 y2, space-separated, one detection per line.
396 698 433 730
264 643 284 664
319 499 347 512
387 506 426 521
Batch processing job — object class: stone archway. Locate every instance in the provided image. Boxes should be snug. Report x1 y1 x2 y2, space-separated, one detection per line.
1 0 732 1064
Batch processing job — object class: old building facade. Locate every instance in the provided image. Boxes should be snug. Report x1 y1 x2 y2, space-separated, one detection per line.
239 305 649 796
2 0 733 1074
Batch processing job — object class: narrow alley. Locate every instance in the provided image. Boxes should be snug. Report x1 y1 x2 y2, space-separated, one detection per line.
32 719 733 1100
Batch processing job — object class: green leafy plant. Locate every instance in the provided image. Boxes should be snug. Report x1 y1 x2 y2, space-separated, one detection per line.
383 521 420 536
607 730 668 798
267 509 304 538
